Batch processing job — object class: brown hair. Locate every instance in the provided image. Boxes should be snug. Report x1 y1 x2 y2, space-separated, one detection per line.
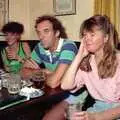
35 15 68 39
79 15 119 78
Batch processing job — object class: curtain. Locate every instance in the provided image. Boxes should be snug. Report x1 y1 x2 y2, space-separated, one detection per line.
116 0 120 36
94 0 120 38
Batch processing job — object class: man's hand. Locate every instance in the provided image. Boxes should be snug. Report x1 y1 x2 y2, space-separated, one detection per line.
23 59 40 69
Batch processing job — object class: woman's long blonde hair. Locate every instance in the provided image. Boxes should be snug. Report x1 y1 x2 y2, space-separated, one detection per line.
79 15 119 79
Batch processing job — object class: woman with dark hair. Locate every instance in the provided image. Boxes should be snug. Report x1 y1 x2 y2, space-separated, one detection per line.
1 21 31 73
61 15 120 120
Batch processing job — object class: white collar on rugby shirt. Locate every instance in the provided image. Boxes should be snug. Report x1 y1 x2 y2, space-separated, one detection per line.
45 38 64 63
45 38 64 54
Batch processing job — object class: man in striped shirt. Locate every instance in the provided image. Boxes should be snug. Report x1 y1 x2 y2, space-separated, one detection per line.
24 15 78 88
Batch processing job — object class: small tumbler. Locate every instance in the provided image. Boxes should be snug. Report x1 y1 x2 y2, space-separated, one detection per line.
65 103 83 120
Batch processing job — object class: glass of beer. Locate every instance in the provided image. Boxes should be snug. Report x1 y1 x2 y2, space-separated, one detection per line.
31 71 46 89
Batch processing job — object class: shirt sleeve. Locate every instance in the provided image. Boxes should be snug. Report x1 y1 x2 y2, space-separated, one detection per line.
74 68 85 88
58 42 78 64
31 43 42 64
113 56 120 100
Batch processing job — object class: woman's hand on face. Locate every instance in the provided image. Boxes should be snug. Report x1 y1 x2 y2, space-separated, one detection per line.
78 39 89 59
71 111 96 120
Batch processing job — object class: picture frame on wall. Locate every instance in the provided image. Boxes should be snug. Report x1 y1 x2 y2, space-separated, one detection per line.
0 0 9 30
53 0 76 16
0 0 9 40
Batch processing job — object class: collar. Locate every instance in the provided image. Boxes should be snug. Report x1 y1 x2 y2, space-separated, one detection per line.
45 38 64 55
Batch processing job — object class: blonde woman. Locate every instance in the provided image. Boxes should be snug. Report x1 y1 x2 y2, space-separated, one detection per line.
61 15 120 120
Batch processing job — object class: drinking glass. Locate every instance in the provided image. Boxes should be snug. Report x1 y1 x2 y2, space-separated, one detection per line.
31 71 46 89
8 73 22 94
65 103 83 120
0 72 10 88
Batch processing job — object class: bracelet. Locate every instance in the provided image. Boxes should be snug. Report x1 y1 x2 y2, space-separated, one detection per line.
17 56 25 64
21 56 31 63
16 55 31 64
21 58 26 64
25 56 31 60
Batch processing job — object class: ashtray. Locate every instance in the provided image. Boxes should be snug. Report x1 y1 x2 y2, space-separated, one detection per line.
19 87 44 99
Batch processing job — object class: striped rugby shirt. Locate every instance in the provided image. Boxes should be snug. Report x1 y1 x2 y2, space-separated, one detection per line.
31 38 78 71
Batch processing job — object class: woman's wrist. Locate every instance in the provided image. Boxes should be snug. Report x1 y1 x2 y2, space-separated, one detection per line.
16 55 31 64
16 56 25 63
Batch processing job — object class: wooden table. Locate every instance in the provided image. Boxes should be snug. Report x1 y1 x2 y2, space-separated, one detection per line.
0 68 69 120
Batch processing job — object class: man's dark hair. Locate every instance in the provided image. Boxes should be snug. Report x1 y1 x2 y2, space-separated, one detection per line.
1 21 24 34
35 15 68 38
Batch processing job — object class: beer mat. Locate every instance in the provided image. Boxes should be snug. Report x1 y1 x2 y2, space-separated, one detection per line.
0 95 27 110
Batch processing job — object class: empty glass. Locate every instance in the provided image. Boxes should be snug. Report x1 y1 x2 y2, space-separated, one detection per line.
65 103 83 120
8 73 22 94
0 72 10 88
